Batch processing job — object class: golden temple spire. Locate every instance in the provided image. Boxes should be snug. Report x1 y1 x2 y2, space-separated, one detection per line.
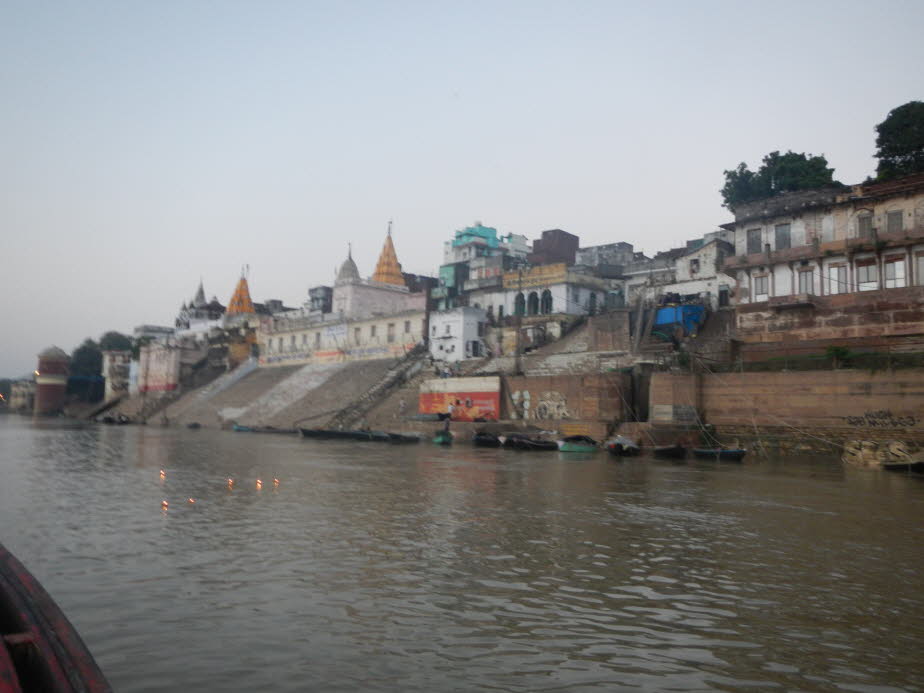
226 267 256 315
371 222 406 287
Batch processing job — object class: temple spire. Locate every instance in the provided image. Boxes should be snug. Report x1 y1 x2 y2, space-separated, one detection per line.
226 270 255 315
371 224 406 287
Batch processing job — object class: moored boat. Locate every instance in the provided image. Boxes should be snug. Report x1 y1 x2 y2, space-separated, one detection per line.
558 435 599 453
692 447 747 462
503 434 558 451
433 430 453 446
232 423 252 432
652 444 686 459
387 432 421 444
605 435 640 456
472 432 503 447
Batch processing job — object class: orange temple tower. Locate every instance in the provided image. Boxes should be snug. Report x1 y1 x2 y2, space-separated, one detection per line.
226 271 256 316
371 224 406 288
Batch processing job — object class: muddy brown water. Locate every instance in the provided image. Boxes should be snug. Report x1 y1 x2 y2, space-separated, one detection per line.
1 416 922 692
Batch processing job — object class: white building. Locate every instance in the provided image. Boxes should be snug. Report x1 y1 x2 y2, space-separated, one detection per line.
428 307 488 363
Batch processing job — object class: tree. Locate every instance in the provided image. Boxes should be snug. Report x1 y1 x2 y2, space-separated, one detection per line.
99 331 133 352
70 339 102 378
721 150 838 210
875 101 924 181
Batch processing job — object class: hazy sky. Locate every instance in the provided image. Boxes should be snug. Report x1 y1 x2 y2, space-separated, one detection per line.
2 0 922 376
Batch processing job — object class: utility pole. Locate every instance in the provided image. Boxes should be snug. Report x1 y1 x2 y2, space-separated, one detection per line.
514 265 524 376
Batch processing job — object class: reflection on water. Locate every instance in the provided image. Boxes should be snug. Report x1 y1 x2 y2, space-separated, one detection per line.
1 416 922 692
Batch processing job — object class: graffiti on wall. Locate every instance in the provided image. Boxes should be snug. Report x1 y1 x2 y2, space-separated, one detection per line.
510 390 571 420
841 410 918 428
842 439 917 467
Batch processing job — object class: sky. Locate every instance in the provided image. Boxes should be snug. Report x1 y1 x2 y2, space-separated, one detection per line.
2 0 923 377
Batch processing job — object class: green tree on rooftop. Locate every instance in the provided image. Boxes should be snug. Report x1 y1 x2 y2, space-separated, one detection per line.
875 101 924 181
720 150 838 210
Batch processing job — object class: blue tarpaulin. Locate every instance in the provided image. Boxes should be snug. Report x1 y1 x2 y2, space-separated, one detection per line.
654 305 706 336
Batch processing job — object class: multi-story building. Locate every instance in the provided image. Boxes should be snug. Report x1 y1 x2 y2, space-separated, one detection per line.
258 231 429 367
721 173 924 358
428 307 488 363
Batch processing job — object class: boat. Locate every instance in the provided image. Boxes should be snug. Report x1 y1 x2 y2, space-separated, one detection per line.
232 423 252 432
692 447 747 461
387 432 421 444
652 444 686 459
882 460 924 473
432 430 453 445
605 435 641 456
558 435 599 453
186 422 201 430
472 432 503 447
503 434 558 451
0 542 112 692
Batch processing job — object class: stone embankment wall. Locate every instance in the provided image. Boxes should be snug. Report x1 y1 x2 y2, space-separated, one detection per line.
650 370 924 453
735 286 924 360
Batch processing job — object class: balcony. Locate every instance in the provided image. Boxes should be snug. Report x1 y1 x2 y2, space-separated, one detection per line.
462 276 503 291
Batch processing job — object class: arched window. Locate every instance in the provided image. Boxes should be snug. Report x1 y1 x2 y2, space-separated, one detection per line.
540 289 553 314
514 293 525 316
527 291 539 316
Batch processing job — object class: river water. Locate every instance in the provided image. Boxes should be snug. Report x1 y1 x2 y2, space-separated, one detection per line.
0 416 922 692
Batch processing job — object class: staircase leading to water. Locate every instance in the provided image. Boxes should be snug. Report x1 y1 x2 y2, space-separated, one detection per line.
323 344 428 431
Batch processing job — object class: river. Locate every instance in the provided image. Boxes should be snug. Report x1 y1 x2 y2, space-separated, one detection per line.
0 415 922 692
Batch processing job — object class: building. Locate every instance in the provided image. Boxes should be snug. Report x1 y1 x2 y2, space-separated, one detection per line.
8 379 35 413
102 350 132 402
428 307 488 363
34 346 69 416
258 231 429 367
528 229 579 266
133 325 175 341
175 281 225 335
721 173 924 358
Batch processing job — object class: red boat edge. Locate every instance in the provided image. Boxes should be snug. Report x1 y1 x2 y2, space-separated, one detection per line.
0 543 112 693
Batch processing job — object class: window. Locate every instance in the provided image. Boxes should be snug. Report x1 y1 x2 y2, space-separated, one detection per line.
540 289 553 314
370 325 377 338
828 265 847 294
387 323 395 343
514 293 525 316
918 254 924 286
290 335 296 348
444 324 451 335
798 269 813 294
278 337 284 352
753 275 769 300
354 327 361 344
404 320 411 333
315 332 321 348
689 259 700 274
887 210 903 234
858 214 873 239
527 291 539 316
471 341 481 357
856 260 878 291
718 286 730 307
498 305 504 321
302 334 307 346
747 229 762 254
774 224 791 250
885 257 906 289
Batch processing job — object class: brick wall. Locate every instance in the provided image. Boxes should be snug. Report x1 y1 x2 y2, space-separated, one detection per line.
501 373 630 423
735 286 924 359
651 370 924 445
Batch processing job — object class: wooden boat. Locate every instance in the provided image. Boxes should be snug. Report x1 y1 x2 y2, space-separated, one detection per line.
605 435 640 456
692 447 747 462
472 432 503 447
432 430 453 446
558 435 599 453
652 444 686 459
503 434 558 451
0 542 112 692
186 422 201 430
387 432 421 444
232 423 252 432
882 460 924 473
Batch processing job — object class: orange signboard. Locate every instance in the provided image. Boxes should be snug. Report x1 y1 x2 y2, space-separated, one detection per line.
418 377 501 422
